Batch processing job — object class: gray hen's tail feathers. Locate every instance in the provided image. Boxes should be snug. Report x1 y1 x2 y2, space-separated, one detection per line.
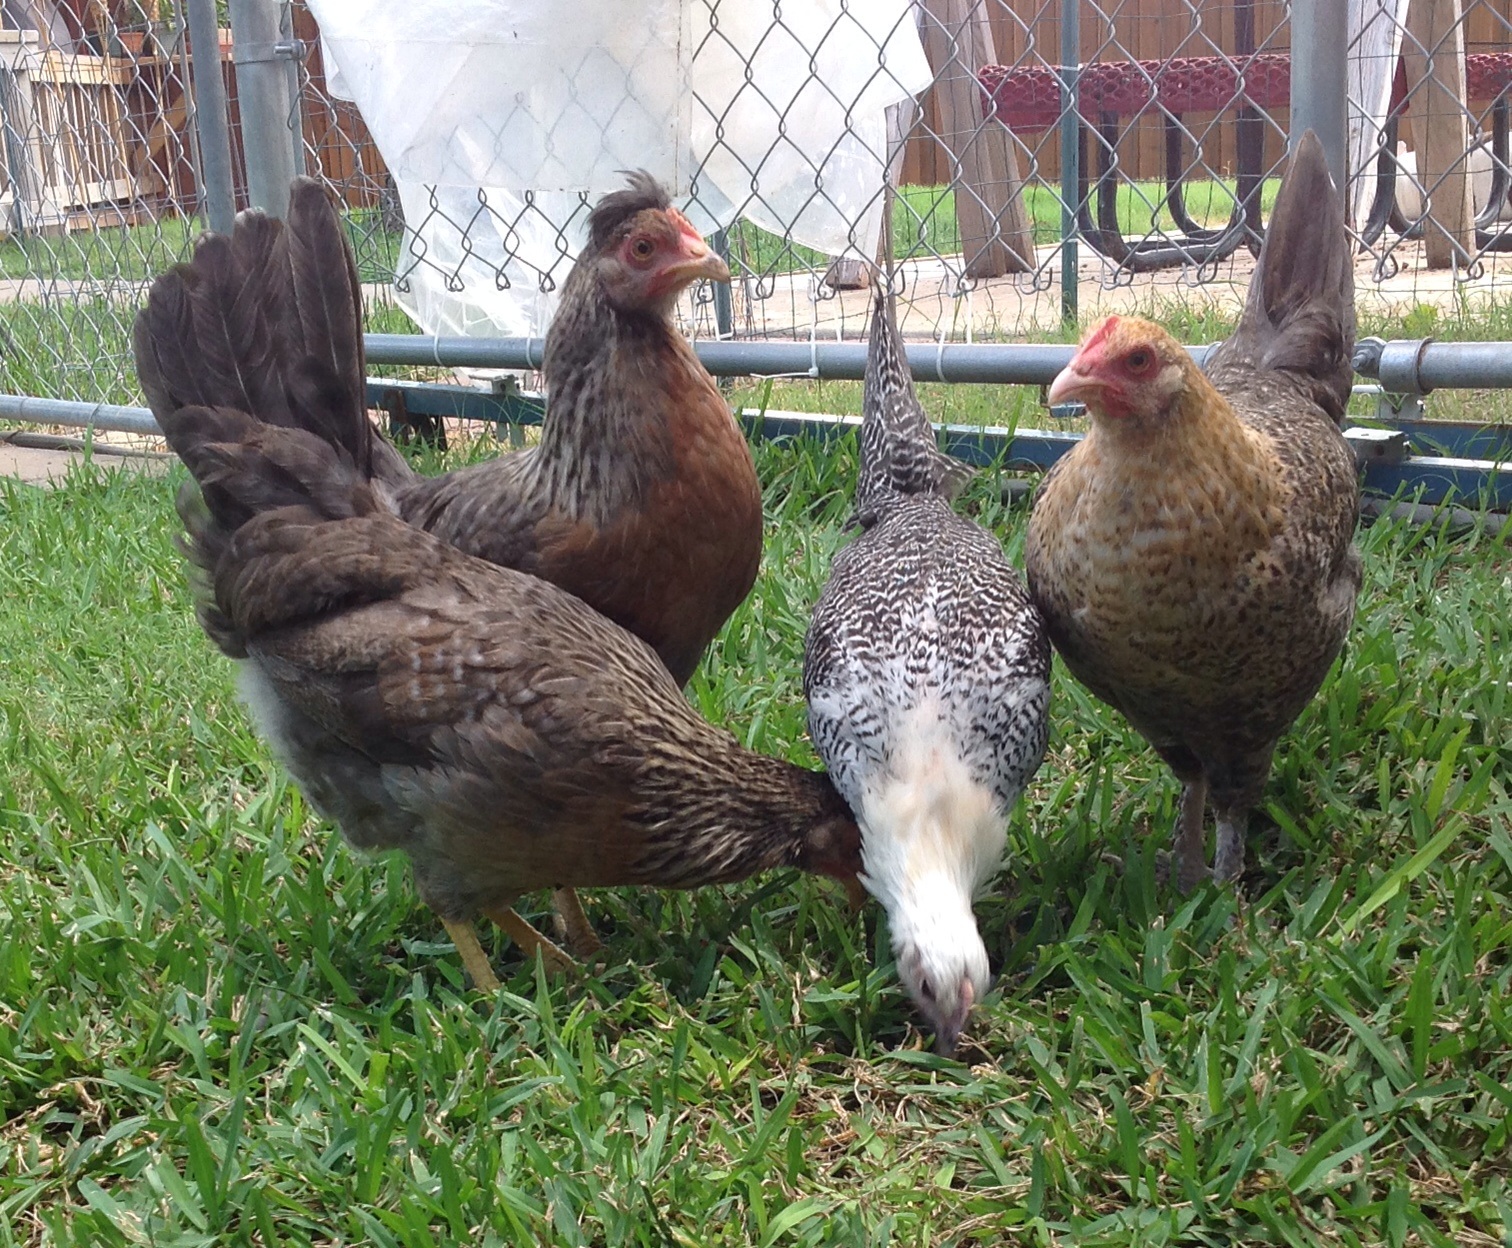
171 405 389 658
854 274 973 521
1204 129 1357 423
134 177 410 487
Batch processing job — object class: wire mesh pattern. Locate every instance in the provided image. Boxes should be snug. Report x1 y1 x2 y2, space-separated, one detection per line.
0 0 1511 414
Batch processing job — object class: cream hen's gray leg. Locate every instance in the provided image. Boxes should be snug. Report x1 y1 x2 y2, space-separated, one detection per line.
550 887 604 959
1212 809 1247 885
1173 777 1210 894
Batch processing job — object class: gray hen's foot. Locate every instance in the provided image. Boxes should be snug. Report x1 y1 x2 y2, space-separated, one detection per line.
1171 778 1210 894
1212 812 1247 885
551 887 606 960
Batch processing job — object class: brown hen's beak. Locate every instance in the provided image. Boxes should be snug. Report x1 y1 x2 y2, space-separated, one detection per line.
660 236 731 287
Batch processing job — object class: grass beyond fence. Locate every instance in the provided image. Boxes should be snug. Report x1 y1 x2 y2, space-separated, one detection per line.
0 444 1507 1246
0 178 1274 304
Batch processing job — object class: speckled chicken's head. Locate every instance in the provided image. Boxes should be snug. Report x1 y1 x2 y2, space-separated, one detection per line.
1048 316 1193 429
888 893 991 1060
584 171 730 317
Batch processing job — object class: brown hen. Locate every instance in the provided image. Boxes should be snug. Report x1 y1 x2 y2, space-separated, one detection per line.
1024 131 1362 891
134 172 763 954
167 408 859 990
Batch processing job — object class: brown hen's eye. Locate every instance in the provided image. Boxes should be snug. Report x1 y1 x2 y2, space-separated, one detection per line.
631 238 655 260
1126 349 1152 371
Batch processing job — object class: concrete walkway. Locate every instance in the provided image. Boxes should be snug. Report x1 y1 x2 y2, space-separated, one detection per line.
0 433 172 487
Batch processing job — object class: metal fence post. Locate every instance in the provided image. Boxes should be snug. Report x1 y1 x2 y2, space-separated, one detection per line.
185 0 235 234
228 0 299 217
1058 0 1080 323
711 228 734 339
1289 0 1348 189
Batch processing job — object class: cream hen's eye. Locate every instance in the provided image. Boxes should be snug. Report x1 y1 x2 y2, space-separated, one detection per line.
1125 348 1153 372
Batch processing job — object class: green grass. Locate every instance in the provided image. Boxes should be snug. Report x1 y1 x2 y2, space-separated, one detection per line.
0 294 422 407
0 443 1508 1245
729 179 1285 275
0 181 1266 293
0 209 399 288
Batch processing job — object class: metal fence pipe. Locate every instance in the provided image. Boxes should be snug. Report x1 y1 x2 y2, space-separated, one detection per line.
1058 0 1080 323
1354 337 1512 394
185 0 236 235
1289 0 1349 187
363 334 1218 384
228 0 298 217
0 394 161 436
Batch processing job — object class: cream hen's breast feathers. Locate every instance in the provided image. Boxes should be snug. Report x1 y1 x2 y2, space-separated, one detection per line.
1027 403 1312 704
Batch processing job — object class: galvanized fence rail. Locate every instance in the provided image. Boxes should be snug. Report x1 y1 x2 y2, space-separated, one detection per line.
0 0 1508 511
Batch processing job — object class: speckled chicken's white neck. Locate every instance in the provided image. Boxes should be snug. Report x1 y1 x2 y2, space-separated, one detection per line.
855 700 1002 994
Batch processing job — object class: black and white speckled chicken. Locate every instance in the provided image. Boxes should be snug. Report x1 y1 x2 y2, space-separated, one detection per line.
803 271 1051 1055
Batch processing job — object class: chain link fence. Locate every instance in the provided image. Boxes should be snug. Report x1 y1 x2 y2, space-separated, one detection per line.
1 0 1512 415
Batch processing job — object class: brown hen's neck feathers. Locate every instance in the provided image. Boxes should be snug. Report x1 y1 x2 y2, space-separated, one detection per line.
628 739 859 888
537 258 705 465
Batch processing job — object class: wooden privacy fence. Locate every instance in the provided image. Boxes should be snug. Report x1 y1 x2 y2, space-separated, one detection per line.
0 13 380 239
0 29 161 234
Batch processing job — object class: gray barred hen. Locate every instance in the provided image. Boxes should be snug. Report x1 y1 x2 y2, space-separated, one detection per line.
804 275 1051 1056
1025 131 1361 893
163 408 861 991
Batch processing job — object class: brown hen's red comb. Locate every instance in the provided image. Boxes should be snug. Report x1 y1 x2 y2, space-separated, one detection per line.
666 206 704 246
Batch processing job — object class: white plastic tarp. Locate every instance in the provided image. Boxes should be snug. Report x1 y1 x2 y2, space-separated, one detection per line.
308 0 932 338
1347 0 1411 230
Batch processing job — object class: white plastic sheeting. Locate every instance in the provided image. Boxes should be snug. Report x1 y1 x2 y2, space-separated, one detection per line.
1347 0 1411 231
309 0 931 338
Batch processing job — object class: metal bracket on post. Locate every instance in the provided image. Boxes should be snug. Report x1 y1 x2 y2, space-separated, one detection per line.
231 38 307 65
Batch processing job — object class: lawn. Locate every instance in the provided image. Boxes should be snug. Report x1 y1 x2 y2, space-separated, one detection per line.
0 437 1507 1246
0 176 1266 304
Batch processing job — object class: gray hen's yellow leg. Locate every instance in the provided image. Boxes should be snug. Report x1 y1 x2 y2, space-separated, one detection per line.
550 887 605 959
1212 810 1246 885
441 918 502 992
484 905 578 975
1173 777 1210 894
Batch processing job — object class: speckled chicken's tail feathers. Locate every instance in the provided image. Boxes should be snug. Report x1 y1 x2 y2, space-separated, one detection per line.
134 178 412 489
1206 129 1356 423
854 272 974 521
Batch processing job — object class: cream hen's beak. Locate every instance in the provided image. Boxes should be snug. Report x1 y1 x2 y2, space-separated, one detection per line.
1047 361 1099 407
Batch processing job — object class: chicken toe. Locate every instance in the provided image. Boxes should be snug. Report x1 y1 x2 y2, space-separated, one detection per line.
442 918 502 992
550 887 605 960
486 906 578 975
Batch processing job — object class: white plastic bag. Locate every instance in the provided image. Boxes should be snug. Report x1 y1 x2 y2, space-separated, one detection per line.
307 0 930 337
